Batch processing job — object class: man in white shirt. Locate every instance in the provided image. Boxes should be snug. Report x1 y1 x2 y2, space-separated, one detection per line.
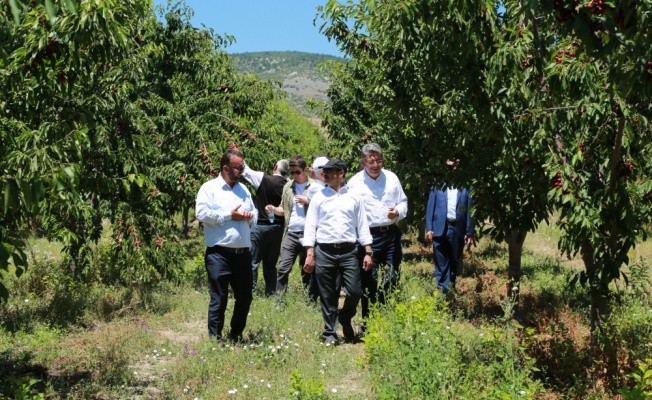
303 159 373 345
306 156 328 198
195 148 257 341
348 143 408 320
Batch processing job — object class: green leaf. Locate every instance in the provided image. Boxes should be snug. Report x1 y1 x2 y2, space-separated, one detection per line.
44 0 58 21
3 180 17 215
8 0 21 25
62 0 78 14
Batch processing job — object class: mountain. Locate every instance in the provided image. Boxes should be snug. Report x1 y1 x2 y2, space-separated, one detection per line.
231 51 344 117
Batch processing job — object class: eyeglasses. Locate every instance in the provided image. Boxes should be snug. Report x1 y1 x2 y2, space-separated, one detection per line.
290 170 302 175
366 159 384 166
229 164 245 171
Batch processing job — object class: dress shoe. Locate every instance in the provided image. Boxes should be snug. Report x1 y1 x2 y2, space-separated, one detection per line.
341 320 356 342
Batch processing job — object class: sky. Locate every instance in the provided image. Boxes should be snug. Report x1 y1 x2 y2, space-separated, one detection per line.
154 0 343 57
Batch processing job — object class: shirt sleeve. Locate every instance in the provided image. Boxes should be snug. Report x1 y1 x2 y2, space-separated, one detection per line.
195 183 230 226
242 162 264 189
356 198 373 246
302 192 320 247
394 177 409 221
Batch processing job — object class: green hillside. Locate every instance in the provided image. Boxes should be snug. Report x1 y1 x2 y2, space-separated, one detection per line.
231 51 345 117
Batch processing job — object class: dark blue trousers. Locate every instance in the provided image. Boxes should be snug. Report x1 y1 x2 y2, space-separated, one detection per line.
205 246 253 340
360 226 402 319
433 222 463 293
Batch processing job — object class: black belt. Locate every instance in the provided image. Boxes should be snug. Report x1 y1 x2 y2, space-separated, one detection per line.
210 245 249 255
317 242 356 252
370 225 395 235
447 219 456 225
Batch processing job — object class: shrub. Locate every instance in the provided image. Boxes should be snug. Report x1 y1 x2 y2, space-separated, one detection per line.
364 295 542 399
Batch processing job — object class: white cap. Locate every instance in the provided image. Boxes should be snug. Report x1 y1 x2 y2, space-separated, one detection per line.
312 156 329 172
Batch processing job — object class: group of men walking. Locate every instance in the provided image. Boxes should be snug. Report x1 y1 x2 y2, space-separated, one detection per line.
195 144 474 345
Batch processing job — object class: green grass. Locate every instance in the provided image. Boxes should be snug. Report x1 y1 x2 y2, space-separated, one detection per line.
1 224 651 399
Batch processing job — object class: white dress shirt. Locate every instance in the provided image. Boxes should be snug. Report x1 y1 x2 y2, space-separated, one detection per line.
195 175 258 248
348 169 408 228
446 188 458 221
303 184 372 247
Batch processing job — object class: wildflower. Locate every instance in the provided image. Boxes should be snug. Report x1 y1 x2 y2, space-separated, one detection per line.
437 372 442 377
267 383 272 388
228 388 237 395
519 390 526 396
183 388 189 393
411 295 417 300
243 384 249 389
25 299 29 303
331 388 338 393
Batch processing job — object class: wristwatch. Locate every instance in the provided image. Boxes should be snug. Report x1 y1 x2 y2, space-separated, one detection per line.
365 251 373 257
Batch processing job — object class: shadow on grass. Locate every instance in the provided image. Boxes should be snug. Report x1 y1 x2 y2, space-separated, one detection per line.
0 349 93 399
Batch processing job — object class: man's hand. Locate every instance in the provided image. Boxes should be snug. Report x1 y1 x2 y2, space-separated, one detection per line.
465 235 476 250
231 203 253 221
362 255 374 271
425 231 433 242
294 194 309 205
387 207 399 220
303 250 315 273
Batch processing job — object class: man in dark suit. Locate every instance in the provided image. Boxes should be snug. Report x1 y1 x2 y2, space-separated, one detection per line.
425 159 475 293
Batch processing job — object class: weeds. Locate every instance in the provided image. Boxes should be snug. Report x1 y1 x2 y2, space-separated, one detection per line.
0 228 650 398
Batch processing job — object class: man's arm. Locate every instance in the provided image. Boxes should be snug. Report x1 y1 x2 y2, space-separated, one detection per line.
241 162 264 189
196 184 228 226
393 177 409 221
425 187 435 238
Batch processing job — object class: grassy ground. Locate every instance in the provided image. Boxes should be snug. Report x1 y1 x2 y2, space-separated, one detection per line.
1 221 650 399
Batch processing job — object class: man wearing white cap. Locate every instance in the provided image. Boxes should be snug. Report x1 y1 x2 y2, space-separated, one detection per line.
309 156 328 190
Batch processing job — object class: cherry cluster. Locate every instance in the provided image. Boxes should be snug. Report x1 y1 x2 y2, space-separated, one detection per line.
585 0 606 14
554 48 577 64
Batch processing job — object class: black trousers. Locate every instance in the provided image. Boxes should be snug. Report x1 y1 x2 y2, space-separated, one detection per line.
315 244 362 342
205 246 253 340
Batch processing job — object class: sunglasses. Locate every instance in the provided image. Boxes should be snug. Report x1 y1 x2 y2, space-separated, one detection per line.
290 170 303 175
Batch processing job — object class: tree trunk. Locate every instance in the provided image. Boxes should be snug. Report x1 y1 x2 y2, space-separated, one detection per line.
580 240 608 332
505 229 527 316
181 204 190 236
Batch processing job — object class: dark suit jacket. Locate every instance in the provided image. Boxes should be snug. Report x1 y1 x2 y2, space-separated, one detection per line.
425 185 474 239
